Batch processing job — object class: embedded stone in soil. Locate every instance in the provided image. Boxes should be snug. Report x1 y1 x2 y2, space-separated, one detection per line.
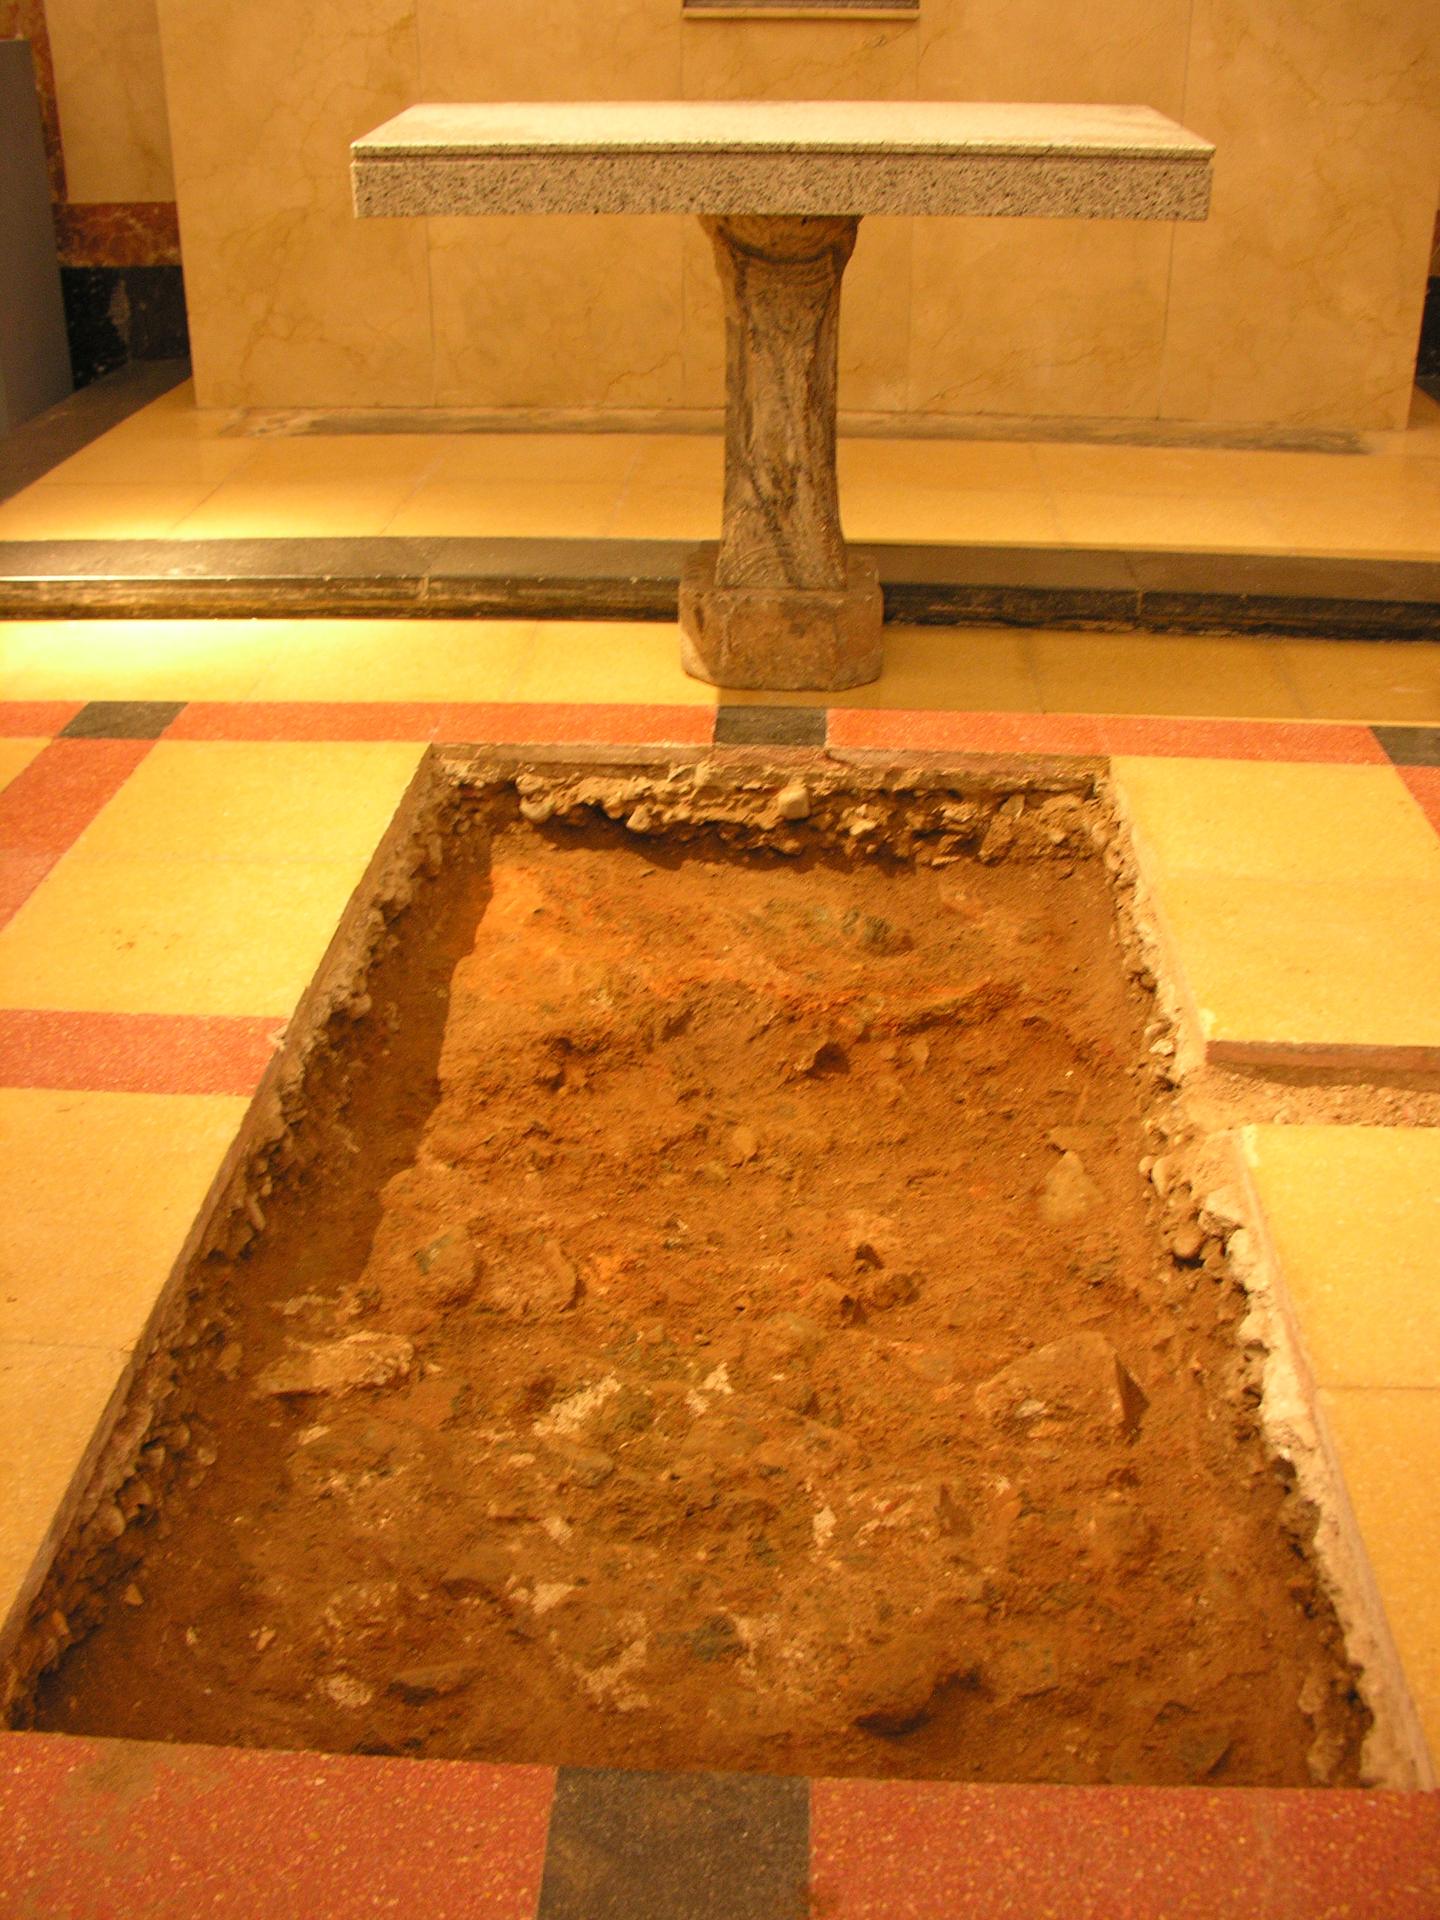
32 802 1365 1785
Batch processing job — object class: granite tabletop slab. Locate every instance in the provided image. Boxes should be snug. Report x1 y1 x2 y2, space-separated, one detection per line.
352 101 1213 221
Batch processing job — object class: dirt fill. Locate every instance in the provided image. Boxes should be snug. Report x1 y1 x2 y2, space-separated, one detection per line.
33 800 1366 1784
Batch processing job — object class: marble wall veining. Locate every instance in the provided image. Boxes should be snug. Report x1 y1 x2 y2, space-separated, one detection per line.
43 0 173 204
154 0 1440 428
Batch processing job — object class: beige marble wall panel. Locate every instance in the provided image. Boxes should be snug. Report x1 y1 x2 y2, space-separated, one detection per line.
157 0 432 408
911 220 1173 420
682 214 912 416
418 0 680 100
1161 0 1440 431
915 0 1190 118
429 214 685 410
46 0 173 202
680 15 918 101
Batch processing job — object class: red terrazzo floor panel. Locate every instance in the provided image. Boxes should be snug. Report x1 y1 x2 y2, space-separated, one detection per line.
169 701 448 741
0 702 83 738
0 1009 282 1094
810 1779 1440 1920
1095 717 1386 763
0 854 57 934
0 737 153 859
434 703 716 747
0 1732 555 1920
1399 766 1440 835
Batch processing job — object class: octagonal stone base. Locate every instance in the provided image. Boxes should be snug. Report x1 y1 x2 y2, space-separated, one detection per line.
679 547 884 692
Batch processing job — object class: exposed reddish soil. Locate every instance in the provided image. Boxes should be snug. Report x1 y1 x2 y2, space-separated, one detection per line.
34 797 1365 1784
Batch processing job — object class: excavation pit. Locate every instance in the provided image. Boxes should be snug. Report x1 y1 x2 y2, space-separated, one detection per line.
18 754 1367 1785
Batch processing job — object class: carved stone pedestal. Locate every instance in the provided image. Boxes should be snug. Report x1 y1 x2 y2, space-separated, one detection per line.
680 545 882 691
680 213 884 692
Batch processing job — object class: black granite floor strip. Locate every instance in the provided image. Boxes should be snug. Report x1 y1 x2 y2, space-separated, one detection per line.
58 700 187 740
0 360 191 504
714 705 828 747
537 1768 810 1920
1373 724 1440 767
2 534 1439 638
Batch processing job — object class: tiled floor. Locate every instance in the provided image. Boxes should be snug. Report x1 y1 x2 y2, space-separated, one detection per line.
2 376 1439 1908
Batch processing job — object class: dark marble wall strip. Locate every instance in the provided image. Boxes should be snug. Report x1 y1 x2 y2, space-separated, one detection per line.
61 265 188 387
54 201 181 269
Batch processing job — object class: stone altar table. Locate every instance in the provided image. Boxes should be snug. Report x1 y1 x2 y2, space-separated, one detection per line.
352 102 1212 690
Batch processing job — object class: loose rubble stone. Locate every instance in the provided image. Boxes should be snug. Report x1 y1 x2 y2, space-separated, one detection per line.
255 1332 414 1399
976 1333 1148 1442
1038 1150 1102 1224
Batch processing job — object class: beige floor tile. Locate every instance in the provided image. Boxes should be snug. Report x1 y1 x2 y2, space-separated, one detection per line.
71 741 424 866
222 436 445 485
41 432 254 487
0 619 275 701
830 625 1040 713
843 485 1062 547
604 482 722 543
0 740 47 793
1035 442 1302 499
625 436 726 490
1279 640 1440 724
1246 1126 1440 1389
1032 632 1301 719
174 482 425 539
0 483 217 540
1320 1387 1440 1763
507 622 718 708
1260 497 1440 560
244 618 537 704
0 1089 248 1350
0 856 371 1018
383 478 619 540
1049 489 1288 552
429 432 643 486
840 438 1047 493
1144 872 1440 1051
0 1339 130 1639
1111 759 1440 886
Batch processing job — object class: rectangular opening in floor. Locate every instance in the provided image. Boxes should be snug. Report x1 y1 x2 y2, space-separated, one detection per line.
11 753 1368 1785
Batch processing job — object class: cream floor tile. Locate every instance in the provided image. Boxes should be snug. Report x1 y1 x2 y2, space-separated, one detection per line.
223 436 446 485
844 486 1063 547
839 438 1048 492
1278 640 1440 724
0 741 48 793
1049 489 1288 552
244 619 537 704
1260 498 1440 560
174 482 425 540
0 856 371 1018
1032 632 1301 719
0 1089 248 1351
0 1339 130 1639
1246 1126 1440 1390
1111 759 1440 886
720 624 1039 712
1142 873 1440 1052
625 436 726 490
0 620 275 701
428 433 644 486
70 741 425 866
0 483 217 540
605 483 722 543
507 622 718 708
383 479 619 540
41 432 254 487
1035 443 1298 500
1320 1387 1440 1763
827 625 1040 713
